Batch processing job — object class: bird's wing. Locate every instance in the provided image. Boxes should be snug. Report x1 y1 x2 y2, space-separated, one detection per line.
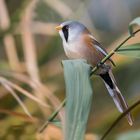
83 34 115 66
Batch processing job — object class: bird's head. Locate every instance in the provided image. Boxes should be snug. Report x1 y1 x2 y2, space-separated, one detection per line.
56 21 89 43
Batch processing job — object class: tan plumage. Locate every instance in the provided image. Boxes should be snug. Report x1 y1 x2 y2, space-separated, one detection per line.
82 34 113 70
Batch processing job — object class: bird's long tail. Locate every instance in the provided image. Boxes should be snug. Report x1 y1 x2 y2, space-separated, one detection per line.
100 71 133 126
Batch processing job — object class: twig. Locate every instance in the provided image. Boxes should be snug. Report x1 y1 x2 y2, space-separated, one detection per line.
39 98 66 133
100 99 140 140
40 28 140 132
90 29 140 75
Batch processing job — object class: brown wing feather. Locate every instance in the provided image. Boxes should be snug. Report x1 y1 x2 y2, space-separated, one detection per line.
93 39 116 66
82 34 115 66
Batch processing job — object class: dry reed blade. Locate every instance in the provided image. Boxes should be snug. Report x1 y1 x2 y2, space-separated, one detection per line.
0 78 32 118
0 0 22 72
0 77 50 108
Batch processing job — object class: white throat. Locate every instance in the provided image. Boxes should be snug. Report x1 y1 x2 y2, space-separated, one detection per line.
59 30 84 59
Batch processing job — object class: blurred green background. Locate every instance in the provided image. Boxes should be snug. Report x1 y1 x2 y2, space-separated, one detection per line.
0 0 140 140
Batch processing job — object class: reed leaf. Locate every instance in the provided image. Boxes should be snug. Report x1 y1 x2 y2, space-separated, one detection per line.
117 130 140 140
129 17 140 35
62 59 93 140
116 43 140 58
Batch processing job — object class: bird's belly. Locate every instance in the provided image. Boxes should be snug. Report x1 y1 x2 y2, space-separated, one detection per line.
63 42 84 59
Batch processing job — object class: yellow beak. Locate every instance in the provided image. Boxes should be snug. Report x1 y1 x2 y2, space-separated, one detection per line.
55 25 62 31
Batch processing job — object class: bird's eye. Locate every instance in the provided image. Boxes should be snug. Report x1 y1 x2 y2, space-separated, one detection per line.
64 25 69 30
65 25 69 29
62 25 69 42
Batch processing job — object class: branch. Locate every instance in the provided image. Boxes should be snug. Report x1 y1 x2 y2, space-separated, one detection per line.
100 99 140 140
90 29 140 75
39 98 66 133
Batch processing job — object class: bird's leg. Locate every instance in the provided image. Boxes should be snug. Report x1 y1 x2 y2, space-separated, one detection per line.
97 62 104 68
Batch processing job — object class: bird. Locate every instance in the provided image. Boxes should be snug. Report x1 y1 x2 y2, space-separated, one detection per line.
56 20 133 125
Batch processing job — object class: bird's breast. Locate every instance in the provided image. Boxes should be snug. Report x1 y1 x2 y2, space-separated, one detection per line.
63 41 84 59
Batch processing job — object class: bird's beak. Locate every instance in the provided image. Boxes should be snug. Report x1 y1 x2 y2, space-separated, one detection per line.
55 25 62 31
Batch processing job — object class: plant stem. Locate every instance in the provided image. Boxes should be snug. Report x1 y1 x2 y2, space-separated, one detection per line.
39 28 140 132
101 99 140 140
39 98 66 133
90 29 140 75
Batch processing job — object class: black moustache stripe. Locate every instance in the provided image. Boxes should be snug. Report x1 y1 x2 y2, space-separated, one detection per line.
62 26 69 42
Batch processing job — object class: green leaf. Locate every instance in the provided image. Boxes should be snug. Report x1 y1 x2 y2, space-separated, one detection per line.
117 130 140 140
62 59 93 140
50 119 62 128
129 17 140 35
116 43 140 58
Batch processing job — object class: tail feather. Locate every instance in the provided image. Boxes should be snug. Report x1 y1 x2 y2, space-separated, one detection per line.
100 71 133 126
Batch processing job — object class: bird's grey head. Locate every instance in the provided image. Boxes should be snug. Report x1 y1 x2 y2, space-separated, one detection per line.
56 21 89 43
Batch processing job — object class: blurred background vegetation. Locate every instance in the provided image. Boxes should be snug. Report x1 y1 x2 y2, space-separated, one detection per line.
0 0 140 140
